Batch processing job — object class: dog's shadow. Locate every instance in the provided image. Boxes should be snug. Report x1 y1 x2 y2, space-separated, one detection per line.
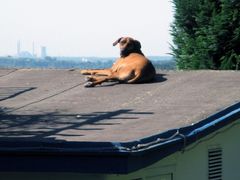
153 73 167 83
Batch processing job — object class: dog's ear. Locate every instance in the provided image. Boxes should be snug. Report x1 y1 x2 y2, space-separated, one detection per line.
134 40 141 50
113 37 122 46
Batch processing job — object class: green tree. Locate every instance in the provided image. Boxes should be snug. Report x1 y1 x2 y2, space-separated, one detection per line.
171 0 240 70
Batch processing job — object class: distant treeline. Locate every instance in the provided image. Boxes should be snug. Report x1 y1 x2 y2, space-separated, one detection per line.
0 56 176 70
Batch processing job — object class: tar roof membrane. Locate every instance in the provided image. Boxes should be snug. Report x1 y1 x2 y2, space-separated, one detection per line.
0 69 240 143
0 69 240 173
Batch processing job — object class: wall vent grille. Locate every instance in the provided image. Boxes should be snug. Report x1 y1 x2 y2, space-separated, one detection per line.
208 148 222 180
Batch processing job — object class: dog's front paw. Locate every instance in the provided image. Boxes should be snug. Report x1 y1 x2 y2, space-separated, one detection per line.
84 81 95 88
85 76 93 82
80 70 90 75
85 76 97 82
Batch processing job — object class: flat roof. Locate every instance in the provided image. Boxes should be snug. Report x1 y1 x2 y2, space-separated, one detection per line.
0 69 240 142
0 69 240 173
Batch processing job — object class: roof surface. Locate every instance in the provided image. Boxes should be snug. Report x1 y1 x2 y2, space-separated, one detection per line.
0 69 240 143
1 69 240 173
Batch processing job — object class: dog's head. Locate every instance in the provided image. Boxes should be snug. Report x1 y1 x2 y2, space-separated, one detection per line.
113 37 143 57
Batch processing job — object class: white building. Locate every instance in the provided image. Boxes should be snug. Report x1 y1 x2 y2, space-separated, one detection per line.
41 46 47 59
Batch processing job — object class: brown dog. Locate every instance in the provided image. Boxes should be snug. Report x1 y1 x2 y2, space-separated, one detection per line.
81 37 156 87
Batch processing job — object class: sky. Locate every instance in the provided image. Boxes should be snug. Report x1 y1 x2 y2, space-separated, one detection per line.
0 0 174 57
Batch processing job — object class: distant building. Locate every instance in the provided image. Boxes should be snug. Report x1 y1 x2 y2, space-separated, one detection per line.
17 40 21 57
16 40 35 58
41 46 47 59
18 51 34 58
32 42 36 58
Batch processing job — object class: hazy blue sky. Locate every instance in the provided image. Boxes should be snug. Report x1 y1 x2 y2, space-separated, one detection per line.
0 0 174 57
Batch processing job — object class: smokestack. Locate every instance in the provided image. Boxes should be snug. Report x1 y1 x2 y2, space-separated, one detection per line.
32 42 35 57
17 40 21 57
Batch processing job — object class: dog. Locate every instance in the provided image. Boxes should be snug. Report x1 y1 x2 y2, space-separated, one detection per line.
80 37 156 87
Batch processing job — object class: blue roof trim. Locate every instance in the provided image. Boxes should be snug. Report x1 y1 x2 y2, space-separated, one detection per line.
120 101 240 153
0 102 239 174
